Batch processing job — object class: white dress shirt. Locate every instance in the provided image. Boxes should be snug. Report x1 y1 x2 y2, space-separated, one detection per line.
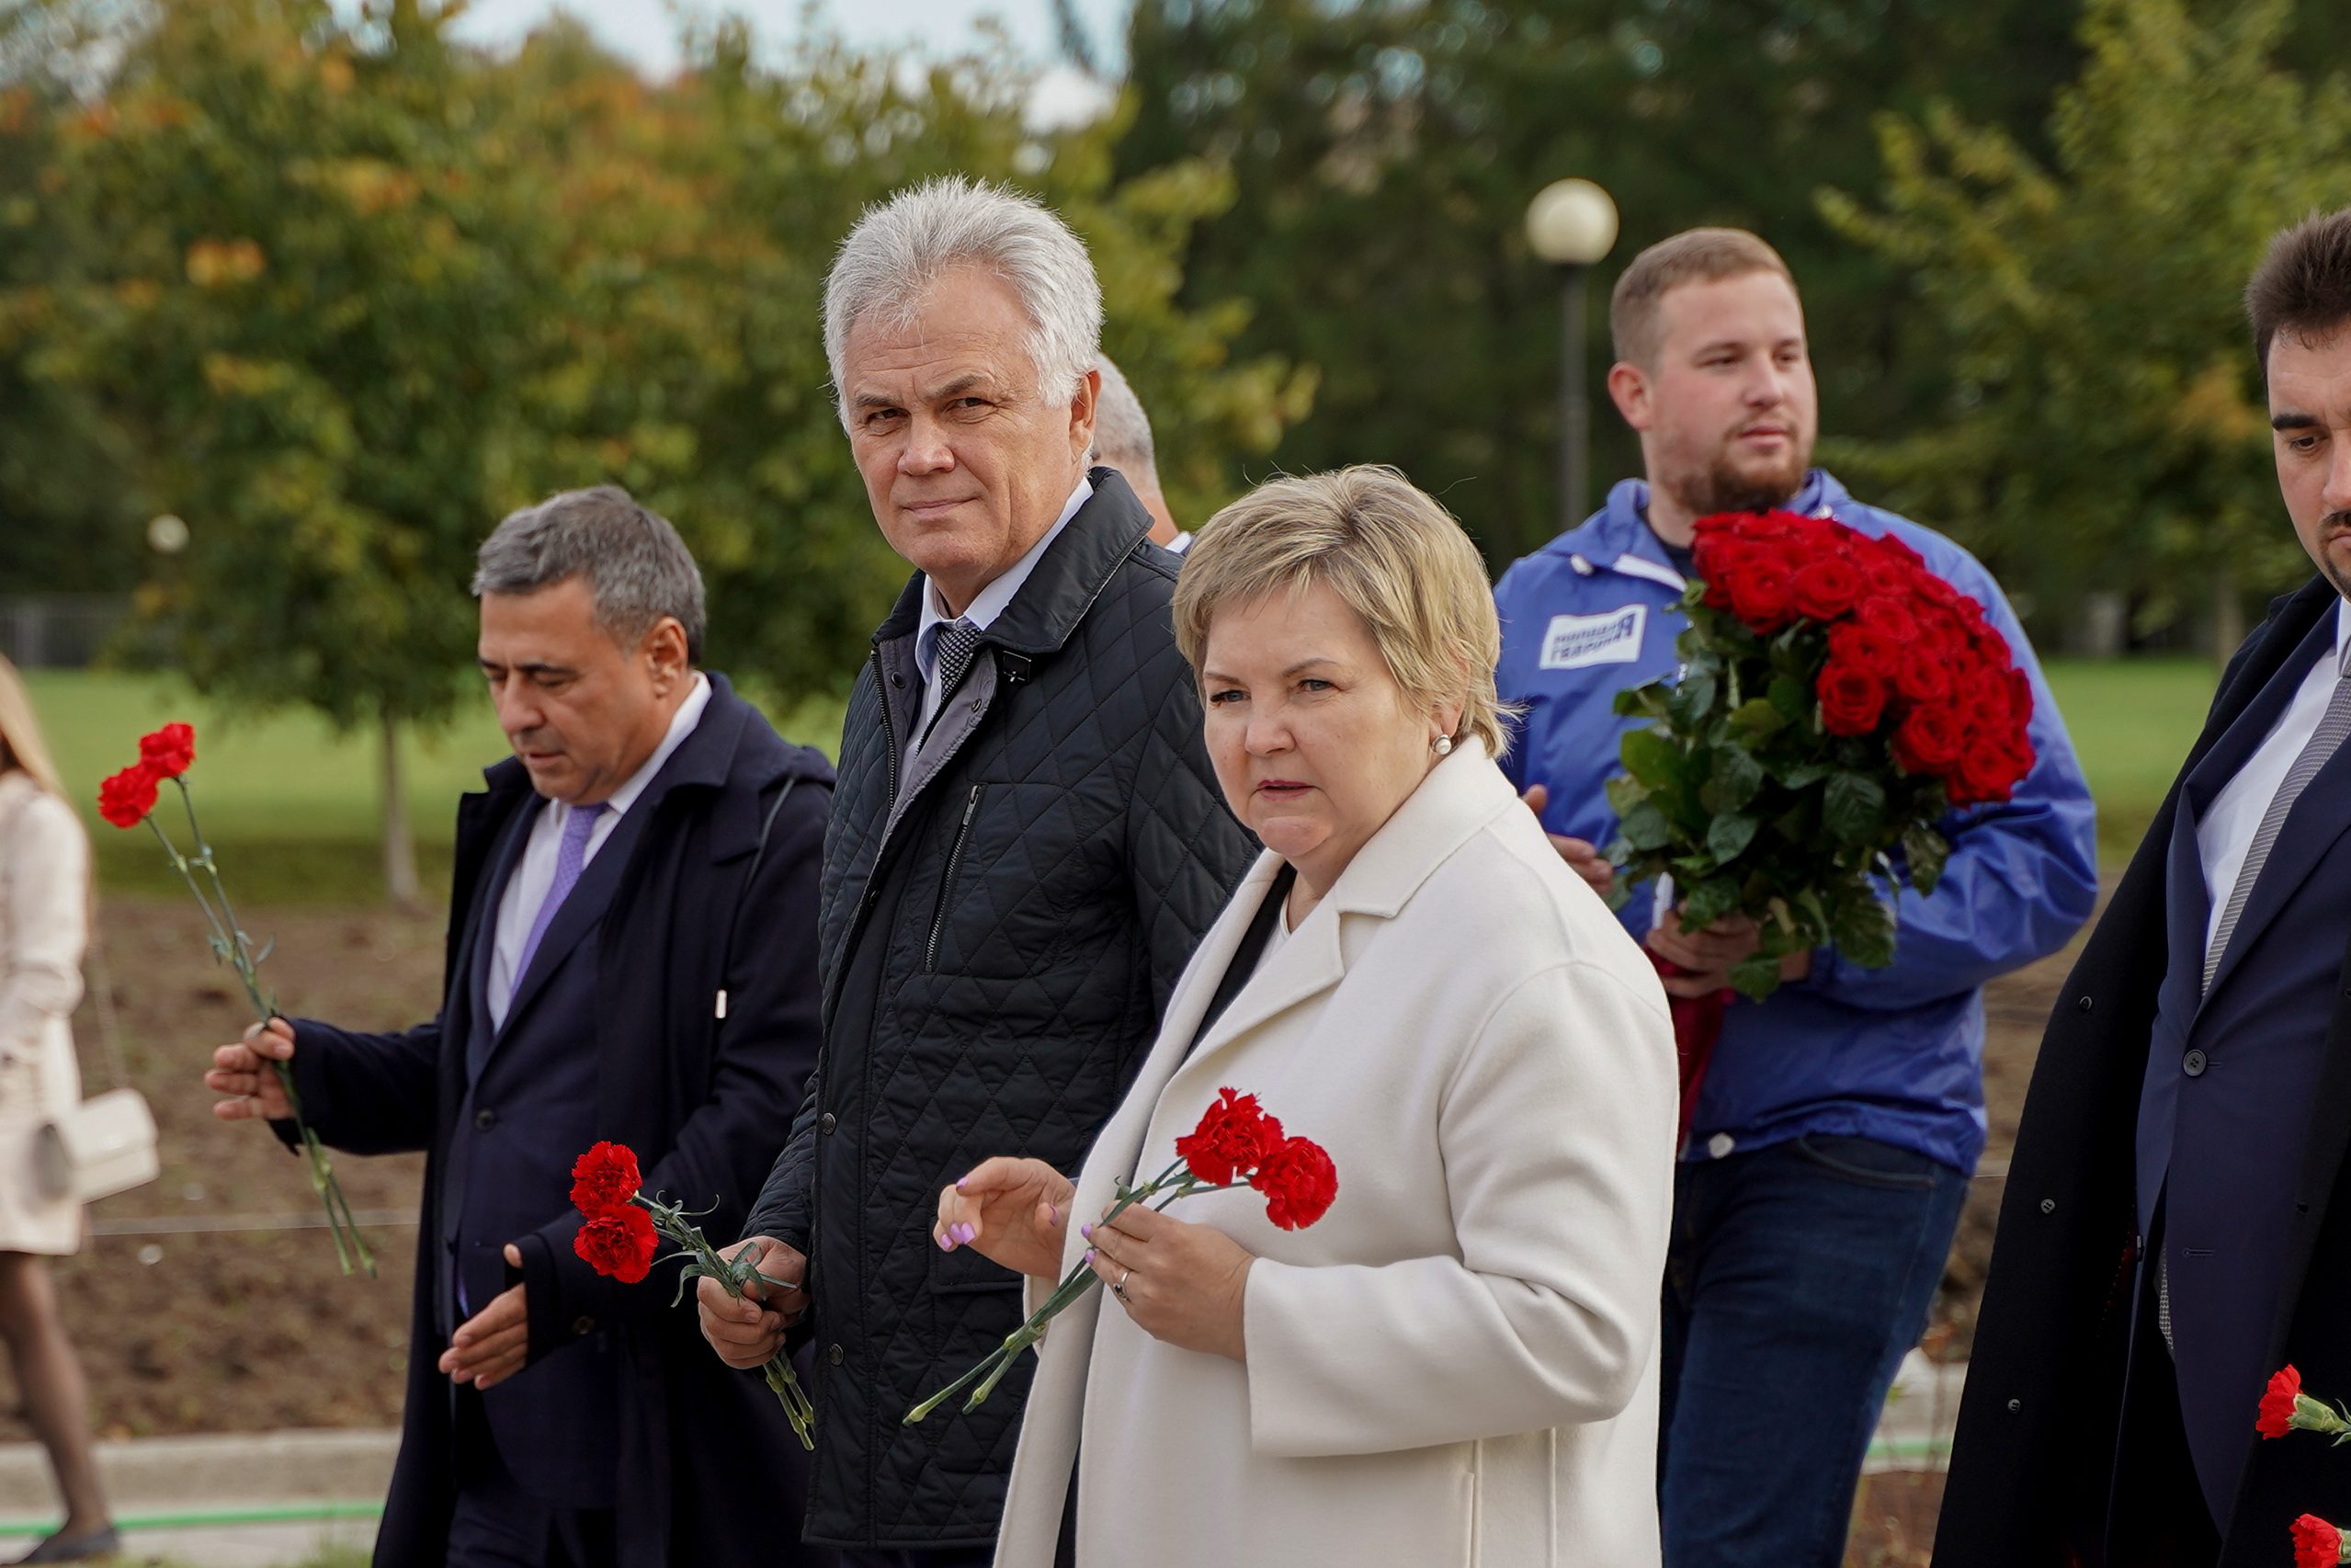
909 477 1094 746
488 673 710 1029
2198 599 2351 954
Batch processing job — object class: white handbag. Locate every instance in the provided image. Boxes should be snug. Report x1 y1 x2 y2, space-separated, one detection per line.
35 1086 158 1203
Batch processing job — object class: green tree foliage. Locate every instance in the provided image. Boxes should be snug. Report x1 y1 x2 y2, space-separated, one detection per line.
1820 0 2351 656
1111 0 2088 569
2 1 1304 896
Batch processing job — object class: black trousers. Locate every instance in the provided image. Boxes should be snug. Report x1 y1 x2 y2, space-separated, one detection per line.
447 1389 619 1568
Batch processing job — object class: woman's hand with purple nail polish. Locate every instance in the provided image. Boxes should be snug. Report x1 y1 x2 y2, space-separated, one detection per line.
933 1156 1077 1283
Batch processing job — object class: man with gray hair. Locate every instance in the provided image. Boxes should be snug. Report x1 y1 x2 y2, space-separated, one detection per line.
1093 353 1187 551
698 177 1254 1563
203 485 837 1567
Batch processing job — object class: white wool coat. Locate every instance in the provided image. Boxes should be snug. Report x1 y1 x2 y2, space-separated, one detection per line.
991 746 1677 1568
0 771 87 1255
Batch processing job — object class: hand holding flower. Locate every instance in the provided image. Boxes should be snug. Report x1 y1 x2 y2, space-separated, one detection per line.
203 1019 297 1120
696 1235 805 1369
936 1156 1075 1281
1084 1203 1255 1362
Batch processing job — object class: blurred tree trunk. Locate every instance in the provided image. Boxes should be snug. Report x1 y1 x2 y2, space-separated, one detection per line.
381 715 422 910
2212 564 2244 667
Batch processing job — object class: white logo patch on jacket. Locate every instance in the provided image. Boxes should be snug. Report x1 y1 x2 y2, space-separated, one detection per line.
1539 605 1649 670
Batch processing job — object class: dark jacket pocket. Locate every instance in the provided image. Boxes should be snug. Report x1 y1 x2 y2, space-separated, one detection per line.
1789 1132 1940 1191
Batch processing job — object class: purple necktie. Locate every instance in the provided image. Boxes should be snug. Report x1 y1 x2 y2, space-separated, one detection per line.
511 802 606 1002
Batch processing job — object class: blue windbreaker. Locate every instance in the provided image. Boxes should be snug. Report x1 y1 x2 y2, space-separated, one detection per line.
1494 471 2099 1174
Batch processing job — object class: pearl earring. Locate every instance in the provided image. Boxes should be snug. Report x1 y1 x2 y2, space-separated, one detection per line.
1433 735 1454 756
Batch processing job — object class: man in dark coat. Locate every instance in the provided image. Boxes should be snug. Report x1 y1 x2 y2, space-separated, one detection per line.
205 486 835 1567
1936 209 2351 1566
697 178 1255 1565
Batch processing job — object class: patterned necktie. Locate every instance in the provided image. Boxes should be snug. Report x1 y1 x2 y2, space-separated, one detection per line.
511 801 607 1002
2204 661 2351 994
931 617 985 704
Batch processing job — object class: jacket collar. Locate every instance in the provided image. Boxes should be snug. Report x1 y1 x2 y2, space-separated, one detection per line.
470 672 781 863
869 468 1155 655
1176 744 1516 1074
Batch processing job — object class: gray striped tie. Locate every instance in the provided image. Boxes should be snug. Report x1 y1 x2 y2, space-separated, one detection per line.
2204 657 2351 994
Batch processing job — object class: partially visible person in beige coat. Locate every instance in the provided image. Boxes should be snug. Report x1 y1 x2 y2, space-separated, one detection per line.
0 655 119 1563
934 466 1677 1568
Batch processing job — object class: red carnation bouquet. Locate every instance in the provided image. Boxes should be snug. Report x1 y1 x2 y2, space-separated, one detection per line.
567 1140 815 1448
99 723 373 1275
1605 511 2036 1125
905 1086 1337 1424
2255 1366 2351 1562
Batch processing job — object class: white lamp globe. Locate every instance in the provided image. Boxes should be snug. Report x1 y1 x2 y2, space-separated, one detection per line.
1525 179 1619 267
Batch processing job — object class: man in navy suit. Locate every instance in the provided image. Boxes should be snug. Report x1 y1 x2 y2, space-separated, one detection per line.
1937 209 2351 1566
204 486 836 1567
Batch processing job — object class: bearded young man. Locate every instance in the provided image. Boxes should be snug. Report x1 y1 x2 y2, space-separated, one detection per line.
1492 227 2098 1567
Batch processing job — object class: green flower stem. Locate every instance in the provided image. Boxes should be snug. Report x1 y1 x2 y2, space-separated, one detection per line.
150 795 375 1277
638 1198 815 1448
908 1157 1221 1424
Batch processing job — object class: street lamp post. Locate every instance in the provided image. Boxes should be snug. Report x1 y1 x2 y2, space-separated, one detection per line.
1525 178 1619 533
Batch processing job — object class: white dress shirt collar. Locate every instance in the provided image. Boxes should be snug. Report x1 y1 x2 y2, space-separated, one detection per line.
915 477 1095 684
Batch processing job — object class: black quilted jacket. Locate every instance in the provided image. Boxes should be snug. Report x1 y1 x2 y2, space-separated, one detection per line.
745 471 1256 1550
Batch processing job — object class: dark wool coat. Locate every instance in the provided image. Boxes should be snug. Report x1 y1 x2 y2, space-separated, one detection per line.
1937 577 2351 1566
744 471 1258 1551
283 676 834 1566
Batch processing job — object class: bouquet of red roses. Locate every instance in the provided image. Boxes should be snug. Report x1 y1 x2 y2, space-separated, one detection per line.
905 1086 1336 1425
1606 508 2037 1001
98 723 373 1276
568 1140 815 1449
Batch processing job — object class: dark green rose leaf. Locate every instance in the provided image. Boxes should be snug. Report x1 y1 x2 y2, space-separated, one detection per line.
1677 874 1743 932
1701 746 1766 813
1728 952 1784 1001
1667 666 1720 729
1619 727 1684 790
1823 772 1887 846
1727 698 1786 739
1706 811 1760 864
1618 801 1673 852
1828 888 1897 970
1613 683 1673 721
1605 775 1651 817
1902 824 1951 897
1768 673 1812 722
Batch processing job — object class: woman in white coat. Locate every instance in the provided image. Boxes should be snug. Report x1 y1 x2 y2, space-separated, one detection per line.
934 467 1677 1568
0 658 118 1562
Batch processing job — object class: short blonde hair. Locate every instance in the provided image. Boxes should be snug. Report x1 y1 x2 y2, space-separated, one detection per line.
1610 227 1794 366
1173 466 1508 758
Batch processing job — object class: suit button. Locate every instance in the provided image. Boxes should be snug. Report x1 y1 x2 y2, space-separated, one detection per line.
819 1113 837 1134
572 1315 596 1336
2183 1048 2209 1078
2006 1397 2022 1414
827 1343 846 1367
474 1108 497 1131
2076 994 2094 1013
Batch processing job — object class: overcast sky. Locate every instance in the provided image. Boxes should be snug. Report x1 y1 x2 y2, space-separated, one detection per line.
445 0 1129 80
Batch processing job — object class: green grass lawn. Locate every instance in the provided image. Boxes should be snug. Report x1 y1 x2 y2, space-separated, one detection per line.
21 658 2210 902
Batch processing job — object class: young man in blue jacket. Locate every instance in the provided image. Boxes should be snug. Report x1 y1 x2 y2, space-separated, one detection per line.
1494 227 2100 1566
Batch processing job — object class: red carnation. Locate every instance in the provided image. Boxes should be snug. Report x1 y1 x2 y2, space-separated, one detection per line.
1817 661 1888 737
138 722 197 778
97 764 160 829
1251 1136 1338 1231
569 1141 643 1218
1176 1086 1286 1187
1790 558 1868 622
574 1206 659 1283
2293 1514 2345 1568
2261 1365 2305 1439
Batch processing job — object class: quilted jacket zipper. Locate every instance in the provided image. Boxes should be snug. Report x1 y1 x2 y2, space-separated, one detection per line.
925 784 983 971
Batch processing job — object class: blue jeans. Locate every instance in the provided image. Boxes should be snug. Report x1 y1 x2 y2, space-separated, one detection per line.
1658 1133 1969 1568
